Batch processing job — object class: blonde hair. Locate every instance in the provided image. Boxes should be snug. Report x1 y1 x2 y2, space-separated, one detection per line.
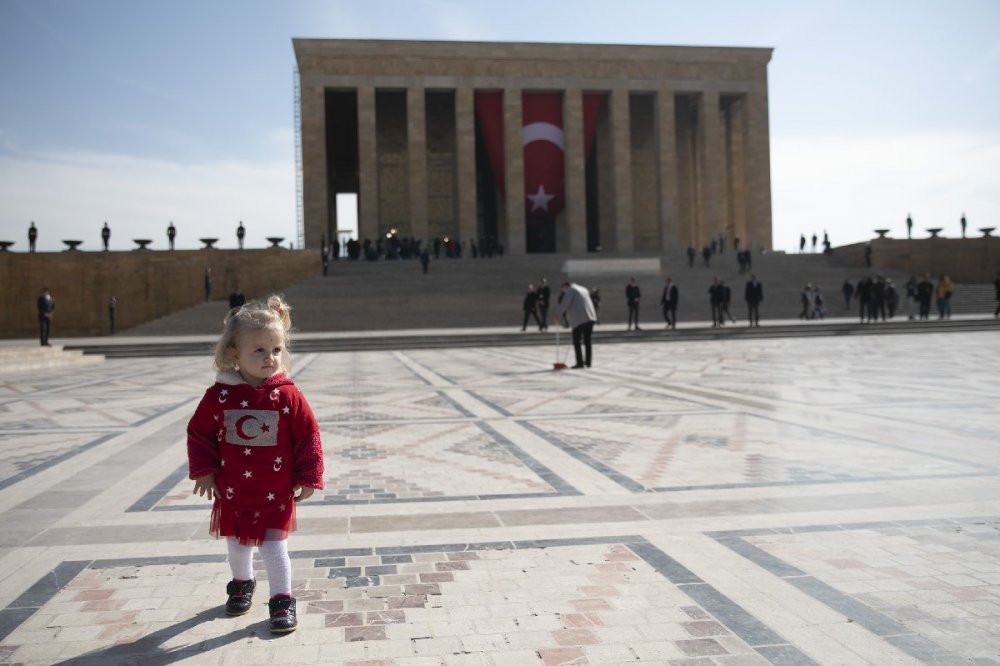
213 295 293 373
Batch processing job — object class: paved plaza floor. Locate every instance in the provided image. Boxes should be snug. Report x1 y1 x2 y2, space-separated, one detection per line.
0 331 998 665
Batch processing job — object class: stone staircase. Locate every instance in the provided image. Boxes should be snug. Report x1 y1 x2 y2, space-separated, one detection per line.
1 345 104 374
123 250 996 335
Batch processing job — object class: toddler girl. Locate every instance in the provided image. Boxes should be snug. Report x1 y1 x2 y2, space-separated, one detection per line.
187 295 323 633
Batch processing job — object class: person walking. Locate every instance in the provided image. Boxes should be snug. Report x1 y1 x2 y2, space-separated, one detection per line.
236 221 246 249
745 274 763 327
167 221 177 250
812 285 825 320
702 246 711 267
625 277 642 331
101 222 111 251
660 277 678 329
720 281 735 323
936 274 953 319
553 282 597 369
521 284 541 331
28 222 37 252
419 248 430 274
709 277 725 327
536 279 551 331
686 246 696 268
37 286 55 346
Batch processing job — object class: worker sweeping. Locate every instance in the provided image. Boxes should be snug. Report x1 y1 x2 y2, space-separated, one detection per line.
552 281 598 369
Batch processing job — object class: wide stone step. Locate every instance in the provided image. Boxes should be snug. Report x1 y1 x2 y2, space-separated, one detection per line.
66 317 1000 358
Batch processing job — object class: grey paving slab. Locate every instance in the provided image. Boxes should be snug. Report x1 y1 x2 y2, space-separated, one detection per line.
0 331 997 664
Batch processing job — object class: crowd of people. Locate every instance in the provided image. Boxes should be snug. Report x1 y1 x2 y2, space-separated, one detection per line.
842 274 956 323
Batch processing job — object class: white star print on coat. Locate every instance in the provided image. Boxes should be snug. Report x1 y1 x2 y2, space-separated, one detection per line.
243 470 252 479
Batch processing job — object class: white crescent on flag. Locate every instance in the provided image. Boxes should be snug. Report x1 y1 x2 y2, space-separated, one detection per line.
522 122 565 151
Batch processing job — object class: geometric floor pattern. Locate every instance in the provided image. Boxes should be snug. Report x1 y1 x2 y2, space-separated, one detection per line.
0 331 997 664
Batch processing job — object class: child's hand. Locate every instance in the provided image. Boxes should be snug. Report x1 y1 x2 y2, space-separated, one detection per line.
193 474 219 500
293 485 314 502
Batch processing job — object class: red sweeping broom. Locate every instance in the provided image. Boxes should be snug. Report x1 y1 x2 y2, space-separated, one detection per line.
553 328 569 370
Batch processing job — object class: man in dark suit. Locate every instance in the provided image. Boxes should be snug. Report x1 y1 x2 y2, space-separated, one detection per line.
536 278 551 331
708 277 724 327
236 221 246 249
167 221 177 250
101 222 111 251
916 275 933 320
625 277 641 331
37 287 55 346
229 286 247 310
521 284 541 331
745 274 763 327
660 277 678 329
28 222 38 252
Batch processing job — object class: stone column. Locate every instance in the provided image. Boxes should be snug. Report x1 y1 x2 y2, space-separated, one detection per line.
698 89 723 247
610 88 633 253
744 89 773 250
357 86 379 242
656 88 680 251
563 88 587 254
407 86 428 241
299 81 328 249
502 88 525 254
455 86 477 245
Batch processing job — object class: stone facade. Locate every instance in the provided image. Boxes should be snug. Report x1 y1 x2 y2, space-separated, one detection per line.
294 39 773 254
0 250 318 338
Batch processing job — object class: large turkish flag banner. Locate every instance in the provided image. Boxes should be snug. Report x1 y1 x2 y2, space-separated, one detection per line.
474 91 604 219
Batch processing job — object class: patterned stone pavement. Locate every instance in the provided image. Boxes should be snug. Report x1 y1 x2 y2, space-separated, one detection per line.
0 331 998 664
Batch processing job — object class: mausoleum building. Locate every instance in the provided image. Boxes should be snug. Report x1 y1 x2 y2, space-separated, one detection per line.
294 39 773 254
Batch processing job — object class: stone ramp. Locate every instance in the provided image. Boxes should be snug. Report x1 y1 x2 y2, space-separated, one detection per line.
0 344 103 374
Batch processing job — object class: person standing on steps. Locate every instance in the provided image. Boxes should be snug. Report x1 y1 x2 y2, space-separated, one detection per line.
745 274 763 327
521 284 541 331
37 286 55 346
536 278 551 331
553 282 597 369
167 221 177 250
236 221 246 249
625 277 641 331
28 222 37 252
101 222 111 251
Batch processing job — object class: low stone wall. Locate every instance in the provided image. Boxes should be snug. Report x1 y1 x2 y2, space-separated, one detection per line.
831 237 999 283
0 249 319 339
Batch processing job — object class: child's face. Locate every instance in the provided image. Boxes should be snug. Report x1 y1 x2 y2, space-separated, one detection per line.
235 328 284 386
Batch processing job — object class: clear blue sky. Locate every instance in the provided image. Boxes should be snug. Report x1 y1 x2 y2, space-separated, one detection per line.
1 0 998 252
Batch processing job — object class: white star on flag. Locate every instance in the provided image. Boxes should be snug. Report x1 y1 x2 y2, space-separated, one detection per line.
282 406 290 414
241 400 249 408
274 457 283 465
244 448 251 456
220 389 228 397
279 503 286 511
267 492 275 501
254 511 260 518
221 459 226 467
244 470 252 479
527 185 555 212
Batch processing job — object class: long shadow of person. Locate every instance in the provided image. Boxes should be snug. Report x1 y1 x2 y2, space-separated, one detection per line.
51 606 288 665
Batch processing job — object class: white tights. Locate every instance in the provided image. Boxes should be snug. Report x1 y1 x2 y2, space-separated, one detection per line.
227 533 291 598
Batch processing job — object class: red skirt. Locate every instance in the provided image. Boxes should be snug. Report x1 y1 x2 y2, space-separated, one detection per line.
210 498 296 546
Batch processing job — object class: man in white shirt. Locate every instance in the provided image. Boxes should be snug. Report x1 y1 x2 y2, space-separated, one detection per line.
553 282 597 368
